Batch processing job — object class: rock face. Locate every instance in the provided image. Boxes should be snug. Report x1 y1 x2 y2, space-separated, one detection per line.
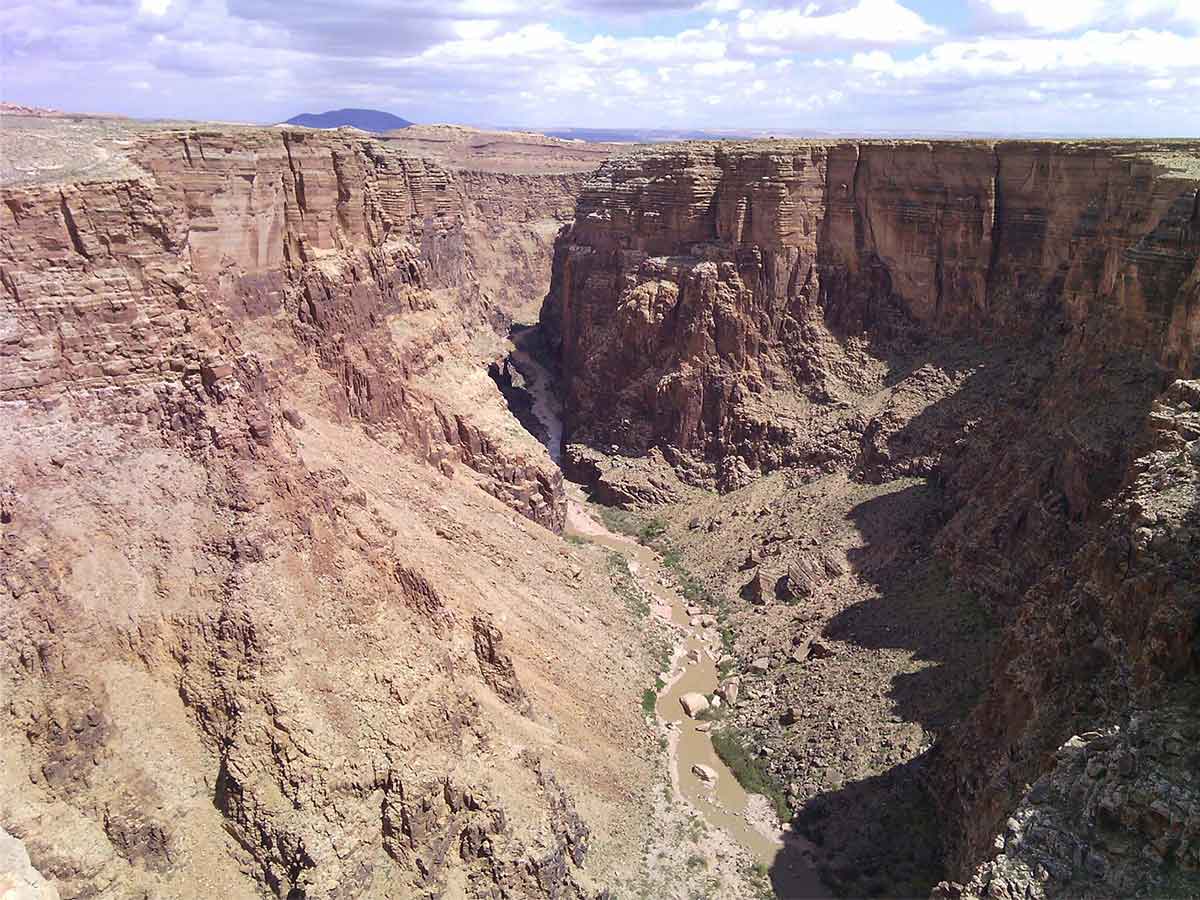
545 139 1200 894
942 379 1200 897
543 140 1199 486
0 121 657 900
3 126 571 529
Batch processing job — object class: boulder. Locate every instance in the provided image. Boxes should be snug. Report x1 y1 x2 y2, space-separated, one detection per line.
778 552 844 602
778 558 819 602
781 706 801 726
790 637 835 663
679 692 710 717
741 569 768 605
692 763 718 784
807 639 835 660
718 679 740 706
0 827 59 900
749 657 770 675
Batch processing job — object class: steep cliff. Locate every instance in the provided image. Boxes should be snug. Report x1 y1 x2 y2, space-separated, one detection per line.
544 141 1198 484
0 118 681 899
544 139 1200 895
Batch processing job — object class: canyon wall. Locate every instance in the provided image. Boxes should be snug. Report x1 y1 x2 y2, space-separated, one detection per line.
545 141 1198 481
0 122 672 899
544 139 1200 893
4 127 575 528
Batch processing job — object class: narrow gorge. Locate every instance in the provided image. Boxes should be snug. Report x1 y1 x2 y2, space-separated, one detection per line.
1 114 1198 900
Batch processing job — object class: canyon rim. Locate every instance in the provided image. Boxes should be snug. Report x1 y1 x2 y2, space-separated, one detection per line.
1 98 1199 900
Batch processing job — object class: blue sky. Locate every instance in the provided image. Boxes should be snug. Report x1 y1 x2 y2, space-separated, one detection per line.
3 0 1199 134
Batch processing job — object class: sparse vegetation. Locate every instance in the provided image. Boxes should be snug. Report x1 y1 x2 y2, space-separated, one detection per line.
743 860 775 900
660 546 718 605
595 505 669 544
642 688 658 716
711 727 792 824
596 502 742 682
639 516 668 542
596 505 642 538
606 550 650 619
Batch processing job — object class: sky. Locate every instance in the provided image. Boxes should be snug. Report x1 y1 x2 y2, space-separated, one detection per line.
2 0 1200 135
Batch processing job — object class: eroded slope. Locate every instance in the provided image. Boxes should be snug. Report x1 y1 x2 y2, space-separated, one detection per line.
0 118 682 899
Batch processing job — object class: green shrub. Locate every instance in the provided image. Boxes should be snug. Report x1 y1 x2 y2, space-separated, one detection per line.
641 688 658 716
638 517 668 543
597 505 643 539
607 551 650 619
711 728 792 823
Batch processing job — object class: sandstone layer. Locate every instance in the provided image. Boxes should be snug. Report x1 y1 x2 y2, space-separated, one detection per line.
0 117 696 900
544 139 1200 896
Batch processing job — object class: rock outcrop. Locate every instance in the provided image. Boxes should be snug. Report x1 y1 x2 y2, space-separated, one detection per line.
941 379 1200 898
3 126 572 529
544 140 1199 485
545 139 1200 894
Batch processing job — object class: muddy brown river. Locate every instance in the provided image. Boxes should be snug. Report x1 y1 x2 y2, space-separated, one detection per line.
509 332 827 898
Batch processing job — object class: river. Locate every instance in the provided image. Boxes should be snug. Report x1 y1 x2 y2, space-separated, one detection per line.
501 326 827 898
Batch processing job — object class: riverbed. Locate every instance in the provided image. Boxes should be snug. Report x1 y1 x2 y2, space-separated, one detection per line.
502 328 826 897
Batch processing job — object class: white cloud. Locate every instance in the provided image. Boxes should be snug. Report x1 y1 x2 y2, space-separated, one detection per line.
691 58 753 77
612 67 651 94
452 19 500 40
3 0 1199 135
138 0 171 16
981 0 1107 33
736 0 940 51
849 29 1200 80
975 0 1200 33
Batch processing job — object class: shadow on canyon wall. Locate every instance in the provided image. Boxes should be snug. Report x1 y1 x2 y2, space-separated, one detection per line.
768 320 1195 896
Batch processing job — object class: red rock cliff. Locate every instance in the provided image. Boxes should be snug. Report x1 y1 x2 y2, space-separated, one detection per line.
544 140 1199 482
544 139 1200 889
0 123 652 900
3 127 575 529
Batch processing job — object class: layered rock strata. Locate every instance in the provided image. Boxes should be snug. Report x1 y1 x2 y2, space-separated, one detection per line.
0 121 662 900
544 141 1198 482
545 139 1200 894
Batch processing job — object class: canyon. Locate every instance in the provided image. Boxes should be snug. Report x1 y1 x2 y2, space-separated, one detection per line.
1 111 1198 900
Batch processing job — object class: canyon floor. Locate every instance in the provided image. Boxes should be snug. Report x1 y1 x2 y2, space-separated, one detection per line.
2 111 1199 900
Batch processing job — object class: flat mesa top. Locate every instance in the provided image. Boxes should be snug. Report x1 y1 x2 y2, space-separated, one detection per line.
3 112 1199 188
0 113 297 188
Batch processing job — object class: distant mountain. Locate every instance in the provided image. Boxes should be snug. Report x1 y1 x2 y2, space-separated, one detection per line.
284 108 412 132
